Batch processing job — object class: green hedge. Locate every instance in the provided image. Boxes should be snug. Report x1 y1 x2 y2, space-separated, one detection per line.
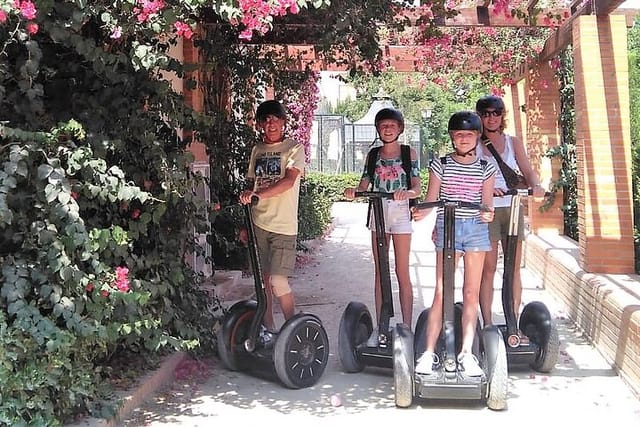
296 170 429 243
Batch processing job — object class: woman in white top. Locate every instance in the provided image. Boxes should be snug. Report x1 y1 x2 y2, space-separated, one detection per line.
475 95 545 335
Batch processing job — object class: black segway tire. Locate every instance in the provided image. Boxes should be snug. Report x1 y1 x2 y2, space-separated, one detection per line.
531 319 560 373
216 300 257 371
413 308 429 358
481 326 508 410
393 324 414 408
520 301 560 373
338 301 373 373
274 314 330 389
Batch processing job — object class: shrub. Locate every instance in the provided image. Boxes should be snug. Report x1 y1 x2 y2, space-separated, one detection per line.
0 122 217 425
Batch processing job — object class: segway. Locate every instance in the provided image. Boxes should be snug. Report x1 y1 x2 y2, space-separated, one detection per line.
412 200 508 410
337 191 415 408
498 188 559 372
216 196 330 389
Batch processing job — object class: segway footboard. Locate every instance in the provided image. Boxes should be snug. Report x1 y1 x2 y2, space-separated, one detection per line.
415 370 486 401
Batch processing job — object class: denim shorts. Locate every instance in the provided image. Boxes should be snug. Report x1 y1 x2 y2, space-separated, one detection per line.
434 216 491 253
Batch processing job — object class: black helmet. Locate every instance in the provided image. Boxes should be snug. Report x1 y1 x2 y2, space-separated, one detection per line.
256 100 287 122
375 108 404 132
475 95 505 113
448 111 482 133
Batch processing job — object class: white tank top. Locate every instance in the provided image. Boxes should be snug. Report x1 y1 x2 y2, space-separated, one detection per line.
482 134 520 208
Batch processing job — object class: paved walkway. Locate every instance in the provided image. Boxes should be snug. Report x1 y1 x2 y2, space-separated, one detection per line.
117 202 640 426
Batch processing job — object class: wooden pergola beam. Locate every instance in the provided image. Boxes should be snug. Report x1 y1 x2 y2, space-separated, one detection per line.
405 6 569 27
535 6 636 65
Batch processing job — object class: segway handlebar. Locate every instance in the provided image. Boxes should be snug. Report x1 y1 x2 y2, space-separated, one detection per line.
354 191 395 199
413 200 493 212
500 188 552 198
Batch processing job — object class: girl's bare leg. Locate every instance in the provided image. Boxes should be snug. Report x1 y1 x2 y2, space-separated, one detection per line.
392 233 413 326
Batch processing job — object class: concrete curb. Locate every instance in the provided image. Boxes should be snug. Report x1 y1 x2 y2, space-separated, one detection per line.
69 351 188 427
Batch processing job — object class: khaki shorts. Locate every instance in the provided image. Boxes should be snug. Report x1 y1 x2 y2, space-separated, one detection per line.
489 206 525 242
253 226 297 276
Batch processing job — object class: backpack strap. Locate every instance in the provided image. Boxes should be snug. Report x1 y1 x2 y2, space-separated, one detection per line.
400 144 412 178
365 146 381 187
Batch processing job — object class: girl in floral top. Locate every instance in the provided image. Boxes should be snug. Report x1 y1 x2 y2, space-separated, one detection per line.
343 108 421 346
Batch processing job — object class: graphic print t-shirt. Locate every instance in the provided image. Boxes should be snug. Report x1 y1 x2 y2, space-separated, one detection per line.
247 138 305 235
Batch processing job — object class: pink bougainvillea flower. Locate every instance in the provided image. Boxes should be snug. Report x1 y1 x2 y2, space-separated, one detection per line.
238 228 248 245
174 21 194 39
131 208 141 219
133 0 166 23
0 10 7 23
114 266 130 292
26 21 38 34
15 0 37 20
86 283 94 292
101 290 110 298
71 191 79 200
211 202 221 211
110 26 122 39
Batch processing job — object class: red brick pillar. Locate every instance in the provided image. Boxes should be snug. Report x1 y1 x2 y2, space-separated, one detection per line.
524 61 564 234
573 14 634 273
183 35 208 163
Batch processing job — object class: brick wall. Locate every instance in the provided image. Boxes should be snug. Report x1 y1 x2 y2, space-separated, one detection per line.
524 233 640 395
573 15 635 273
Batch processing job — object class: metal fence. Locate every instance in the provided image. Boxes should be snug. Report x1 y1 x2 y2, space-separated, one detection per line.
308 114 423 174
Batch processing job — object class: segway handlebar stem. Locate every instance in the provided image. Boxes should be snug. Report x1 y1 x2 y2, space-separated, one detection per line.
242 194 266 352
354 191 395 199
500 189 552 198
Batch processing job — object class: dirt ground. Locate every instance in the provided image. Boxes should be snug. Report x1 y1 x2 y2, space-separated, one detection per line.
118 202 640 426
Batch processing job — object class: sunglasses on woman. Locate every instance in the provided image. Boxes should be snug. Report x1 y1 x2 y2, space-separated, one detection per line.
479 109 503 118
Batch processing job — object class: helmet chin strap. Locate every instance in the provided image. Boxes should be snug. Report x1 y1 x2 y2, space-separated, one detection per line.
380 136 398 144
454 141 478 157
455 147 476 157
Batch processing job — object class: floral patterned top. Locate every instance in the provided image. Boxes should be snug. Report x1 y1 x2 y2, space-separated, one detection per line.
362 155 419 193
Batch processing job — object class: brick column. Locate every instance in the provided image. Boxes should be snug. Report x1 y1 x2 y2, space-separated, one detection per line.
183 34 208 163
524 60 564 234
573 15 634 273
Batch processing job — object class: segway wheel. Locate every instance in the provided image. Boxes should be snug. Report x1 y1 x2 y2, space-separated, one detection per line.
520 301 560 373
274 314 329 389
531 319 560 373
413 308 429 357
393 324 414 408
338 301 373 373
485 331 508 411
216 302 256 371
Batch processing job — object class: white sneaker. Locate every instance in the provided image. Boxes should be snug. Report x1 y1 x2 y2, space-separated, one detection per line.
415 351 439 374
457 352 483 377
366 328 379 347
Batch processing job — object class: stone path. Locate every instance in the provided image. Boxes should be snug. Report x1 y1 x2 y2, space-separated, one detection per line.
114 202 640 426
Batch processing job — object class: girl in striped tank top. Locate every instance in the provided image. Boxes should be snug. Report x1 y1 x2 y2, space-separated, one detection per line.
414 111 496 376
